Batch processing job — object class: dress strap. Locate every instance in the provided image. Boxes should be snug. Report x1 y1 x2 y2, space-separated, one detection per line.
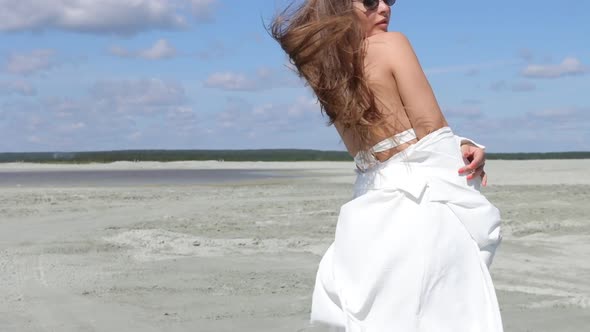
354 128 417 173
370 128 417 153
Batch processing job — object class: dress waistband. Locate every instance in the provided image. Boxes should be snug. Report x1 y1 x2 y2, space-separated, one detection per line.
354 128 417 172
351 126 471 198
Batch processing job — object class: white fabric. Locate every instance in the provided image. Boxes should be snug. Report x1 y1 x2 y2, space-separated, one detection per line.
371 128 417 153
310 126 503 332
354 128 418 172
354 130 483 173
456 135 486 149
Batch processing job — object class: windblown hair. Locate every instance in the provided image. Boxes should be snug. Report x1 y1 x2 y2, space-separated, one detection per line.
269 0 384 149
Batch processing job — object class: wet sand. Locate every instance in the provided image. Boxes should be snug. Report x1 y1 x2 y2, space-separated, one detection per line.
0 160 589 331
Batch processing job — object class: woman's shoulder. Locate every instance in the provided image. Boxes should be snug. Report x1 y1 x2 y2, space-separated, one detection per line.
367 31 412 48
366 32 420 70
367 31 410 43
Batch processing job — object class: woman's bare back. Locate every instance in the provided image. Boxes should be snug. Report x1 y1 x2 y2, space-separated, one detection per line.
334 32 448 162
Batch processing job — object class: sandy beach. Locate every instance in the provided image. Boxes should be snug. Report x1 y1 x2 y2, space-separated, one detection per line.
1 160 589 331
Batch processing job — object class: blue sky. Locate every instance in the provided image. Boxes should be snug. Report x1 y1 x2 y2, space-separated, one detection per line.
0 0 588 153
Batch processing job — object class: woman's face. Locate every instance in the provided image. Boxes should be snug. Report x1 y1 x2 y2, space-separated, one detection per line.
352 0 391 37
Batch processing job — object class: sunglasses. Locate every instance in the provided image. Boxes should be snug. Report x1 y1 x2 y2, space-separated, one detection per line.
357 0 396 11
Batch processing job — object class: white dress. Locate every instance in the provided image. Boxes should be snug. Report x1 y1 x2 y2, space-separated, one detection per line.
310 126 503 331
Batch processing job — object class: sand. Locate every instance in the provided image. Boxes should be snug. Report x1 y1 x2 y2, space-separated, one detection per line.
0 160 589 331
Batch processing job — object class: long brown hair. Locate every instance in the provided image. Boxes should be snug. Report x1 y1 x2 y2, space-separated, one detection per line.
269 0 384 150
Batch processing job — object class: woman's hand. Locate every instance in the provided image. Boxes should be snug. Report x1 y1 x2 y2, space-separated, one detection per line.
458 143 487 186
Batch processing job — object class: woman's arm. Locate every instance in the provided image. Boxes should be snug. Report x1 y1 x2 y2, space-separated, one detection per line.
380 32 488 185
380 32 447 139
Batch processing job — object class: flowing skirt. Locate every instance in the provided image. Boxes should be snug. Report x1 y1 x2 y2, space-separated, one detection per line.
310 127 503 332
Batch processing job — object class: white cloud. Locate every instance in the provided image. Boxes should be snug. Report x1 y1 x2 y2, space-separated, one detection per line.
57 122 87 134
511 81 536 92
522 57 588 79
109 46 132 58
90 78 187 114
204 72 257 91
462 99 483 105
490 80 536 92
518 48 534 62
425 60 519 75
27 135 41 144
0 80 36 96
196 41 229 60
0 79 205 151
140 39 176 59
110 39 177 60
189 0 217 20
216 96 324 134
0 0 217 35
204 67 300 91
527 107 584 120
128 131 143 141
44 98 81 118
450 106 590 152
489 80 507 92
444 107 483 118
4 49 56 75
207 95 339 149
287 97 318 117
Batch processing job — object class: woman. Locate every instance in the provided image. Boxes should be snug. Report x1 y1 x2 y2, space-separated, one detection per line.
270 0 502 331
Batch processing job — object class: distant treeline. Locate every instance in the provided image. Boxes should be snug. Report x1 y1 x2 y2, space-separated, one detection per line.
1 150 589 163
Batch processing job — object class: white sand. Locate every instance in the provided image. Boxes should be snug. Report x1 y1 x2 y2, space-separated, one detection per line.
0 160 589 331
2 159 589 185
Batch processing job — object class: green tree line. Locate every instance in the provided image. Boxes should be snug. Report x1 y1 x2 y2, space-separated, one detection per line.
1 149 589 163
